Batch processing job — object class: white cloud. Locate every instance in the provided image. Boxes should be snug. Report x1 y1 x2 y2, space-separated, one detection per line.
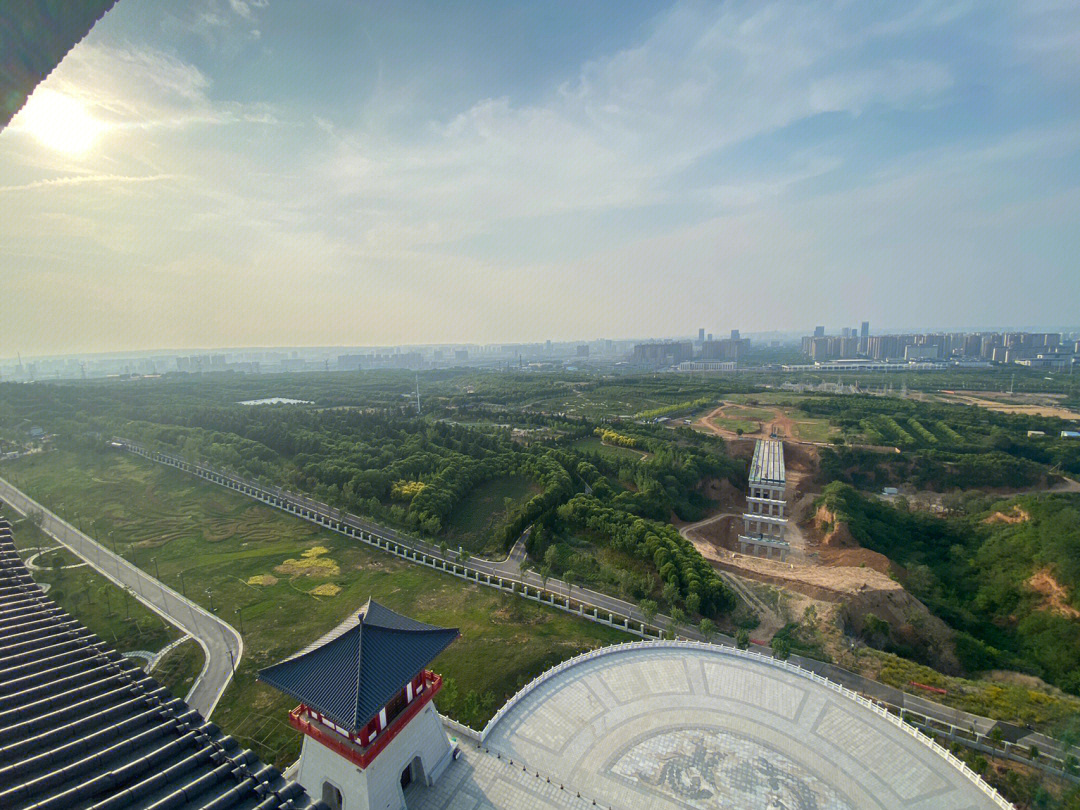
0 174 177 193
318 0 958 249
0 0 1076 354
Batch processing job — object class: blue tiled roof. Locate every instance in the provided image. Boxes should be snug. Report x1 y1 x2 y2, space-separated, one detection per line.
257 599 458 732
0 517 323 810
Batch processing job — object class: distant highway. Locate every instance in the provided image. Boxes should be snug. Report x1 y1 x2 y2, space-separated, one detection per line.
0 475 241 718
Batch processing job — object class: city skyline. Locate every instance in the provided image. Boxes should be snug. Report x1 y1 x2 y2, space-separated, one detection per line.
3 0 1080 356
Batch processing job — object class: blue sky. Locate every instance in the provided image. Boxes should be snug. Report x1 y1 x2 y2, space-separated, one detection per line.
2 0 1079 354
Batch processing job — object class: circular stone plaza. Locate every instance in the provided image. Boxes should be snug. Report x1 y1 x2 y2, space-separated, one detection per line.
419 642 1010 810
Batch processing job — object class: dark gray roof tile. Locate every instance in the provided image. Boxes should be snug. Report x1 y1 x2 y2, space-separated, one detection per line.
0 531 324 810
258 598 458 732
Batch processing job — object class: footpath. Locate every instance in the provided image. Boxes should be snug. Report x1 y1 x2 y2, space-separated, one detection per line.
0 475 242 718
101 438 1080 779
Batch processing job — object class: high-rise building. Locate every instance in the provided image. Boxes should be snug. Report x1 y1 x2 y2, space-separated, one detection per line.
814 325 825 337
860 321 869 338
730 329 740 340
698 328 705 342
632 341 694 367
702 338 748 362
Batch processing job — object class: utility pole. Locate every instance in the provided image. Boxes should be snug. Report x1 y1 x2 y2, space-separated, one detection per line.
179 570 187 598
235 607 244 635
152 556 160 580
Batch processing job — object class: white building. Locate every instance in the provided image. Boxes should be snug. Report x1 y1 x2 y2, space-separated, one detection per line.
738 439 790 560
259 599 460 810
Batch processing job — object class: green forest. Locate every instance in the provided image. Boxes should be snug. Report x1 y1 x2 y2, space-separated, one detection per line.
818 482 1080 693
801 393 1080 489
0 377 742 620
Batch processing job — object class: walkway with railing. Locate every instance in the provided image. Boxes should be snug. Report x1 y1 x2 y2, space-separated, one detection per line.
476 640 1015 809
111 437 1080 780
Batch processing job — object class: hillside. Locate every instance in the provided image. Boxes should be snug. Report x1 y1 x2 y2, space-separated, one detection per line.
816 482 1080 694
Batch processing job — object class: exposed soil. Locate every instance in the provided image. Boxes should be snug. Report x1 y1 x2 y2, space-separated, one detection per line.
1027 567 1080 619
812 503 859 548
695 402 803 443
697 477 742 512
938 390 1080 420
817 546 894 576
983 506 1031 525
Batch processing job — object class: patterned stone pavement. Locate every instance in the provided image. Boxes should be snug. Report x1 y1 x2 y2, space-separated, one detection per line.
403 737 598 810
477 646 1003 810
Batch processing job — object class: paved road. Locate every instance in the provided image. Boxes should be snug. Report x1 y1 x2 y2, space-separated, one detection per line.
0 475 241 718
114 440 1079 767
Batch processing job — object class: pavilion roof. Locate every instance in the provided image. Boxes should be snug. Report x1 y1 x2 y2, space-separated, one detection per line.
258 598 458 732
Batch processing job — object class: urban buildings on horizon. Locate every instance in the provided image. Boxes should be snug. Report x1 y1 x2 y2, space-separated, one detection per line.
800 325 1080 369
4 322 1080 382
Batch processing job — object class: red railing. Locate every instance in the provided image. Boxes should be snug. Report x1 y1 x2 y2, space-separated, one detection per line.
909 680 948 695
288 670 443 769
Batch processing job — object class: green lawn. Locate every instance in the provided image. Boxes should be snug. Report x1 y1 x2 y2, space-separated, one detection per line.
153 638 206 700
572 436 647 461
711 416 760 434
725 405 776 421
791 420 838 443
2 502 179 655
726 392 805 407
3 449 628 766
442 475 541 556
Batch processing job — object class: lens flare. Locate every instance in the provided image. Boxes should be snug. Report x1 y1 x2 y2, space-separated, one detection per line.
14 89 106 154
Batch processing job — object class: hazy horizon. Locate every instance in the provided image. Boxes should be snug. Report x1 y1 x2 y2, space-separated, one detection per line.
3 0 1079 357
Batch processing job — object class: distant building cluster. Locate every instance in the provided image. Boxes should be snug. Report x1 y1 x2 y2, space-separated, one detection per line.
0 339 645 382
632 327 748 370
800 324 1079 368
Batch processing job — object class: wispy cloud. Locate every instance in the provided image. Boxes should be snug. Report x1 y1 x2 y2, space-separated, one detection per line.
0 0 1077 354
0 174 178 193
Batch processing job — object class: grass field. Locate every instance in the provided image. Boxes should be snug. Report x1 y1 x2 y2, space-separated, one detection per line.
865 650 1080 731
791 419 839 443
3 449 628 766
1 502 180 656
724 405 776 421
726 392 806 407
443 475 541 556
572 435 647 461
710 416 760 435
153 638 206 700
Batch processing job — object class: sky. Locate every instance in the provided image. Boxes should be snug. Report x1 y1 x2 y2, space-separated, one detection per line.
2 0 1079 356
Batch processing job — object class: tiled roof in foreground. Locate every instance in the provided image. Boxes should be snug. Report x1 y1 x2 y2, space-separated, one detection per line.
0 516 322 810
1 2 118 129
258 599 459 733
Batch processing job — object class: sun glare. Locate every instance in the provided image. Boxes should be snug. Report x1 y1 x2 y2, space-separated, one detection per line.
15 88 106 154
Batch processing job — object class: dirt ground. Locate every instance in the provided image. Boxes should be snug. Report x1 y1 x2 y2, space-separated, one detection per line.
937 390 1080 419
682 436 957 666
983 505 1031 524
1027 567 1080 619
695 401 801 442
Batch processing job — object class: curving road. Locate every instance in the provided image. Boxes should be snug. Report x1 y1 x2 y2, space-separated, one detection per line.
112 441 1080 770
0 475 241 718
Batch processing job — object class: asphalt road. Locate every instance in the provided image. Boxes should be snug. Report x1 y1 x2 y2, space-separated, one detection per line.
0 475 241 719
116 441 1079 765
